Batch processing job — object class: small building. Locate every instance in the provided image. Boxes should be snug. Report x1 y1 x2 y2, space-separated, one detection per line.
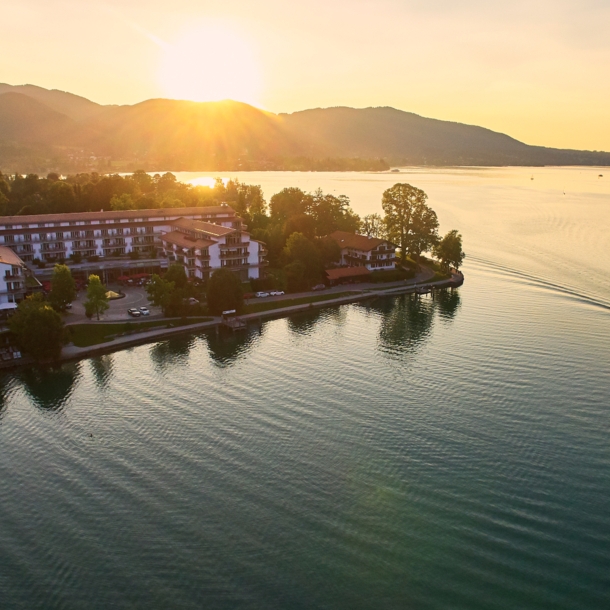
328 231 397 271
326 266 372 286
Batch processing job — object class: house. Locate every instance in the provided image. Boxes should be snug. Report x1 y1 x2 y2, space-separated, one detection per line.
328 231 397 271
161 218 267 282
0 246 27 315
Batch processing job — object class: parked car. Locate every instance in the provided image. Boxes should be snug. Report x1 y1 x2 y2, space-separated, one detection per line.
270 290 285 296
255 292 270 298
65 303 72 309
139 307 150 316
127 308 141 317
312 284 326 291
243 292 255 299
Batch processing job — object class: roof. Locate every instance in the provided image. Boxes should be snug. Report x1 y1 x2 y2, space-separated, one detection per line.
0 246 25 267
171 218 235 237
162 231 215 250
0 205 236 226
328 231 393 252
325 266 372 281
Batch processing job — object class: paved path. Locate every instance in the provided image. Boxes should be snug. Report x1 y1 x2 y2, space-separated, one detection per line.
59 269 460 363
1 267 461 369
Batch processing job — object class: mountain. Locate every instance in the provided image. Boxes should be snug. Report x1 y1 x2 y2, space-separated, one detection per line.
0 83 105 121
0 84 609 172
0 93 75 144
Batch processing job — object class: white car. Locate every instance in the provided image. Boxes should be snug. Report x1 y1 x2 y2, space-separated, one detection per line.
255 292 270 298
270 290 285 296
139 307 150 316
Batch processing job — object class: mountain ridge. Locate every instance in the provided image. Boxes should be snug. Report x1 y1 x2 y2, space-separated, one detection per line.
0 84 608 173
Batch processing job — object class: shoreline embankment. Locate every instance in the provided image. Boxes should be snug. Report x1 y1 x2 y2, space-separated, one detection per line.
1 272 463 371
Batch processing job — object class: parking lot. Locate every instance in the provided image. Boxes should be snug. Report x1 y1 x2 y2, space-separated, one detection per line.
65 285 162 323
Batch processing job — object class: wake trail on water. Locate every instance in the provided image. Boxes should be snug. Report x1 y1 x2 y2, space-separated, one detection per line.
467 255 610 312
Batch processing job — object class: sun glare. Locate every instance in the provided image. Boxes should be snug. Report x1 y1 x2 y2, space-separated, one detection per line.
159 23 262 106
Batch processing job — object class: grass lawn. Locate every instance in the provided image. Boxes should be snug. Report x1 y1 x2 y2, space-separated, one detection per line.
68 317 212 347
244 292 356 314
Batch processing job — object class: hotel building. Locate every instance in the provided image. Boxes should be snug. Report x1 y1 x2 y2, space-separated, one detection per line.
0 205 266 283
161 218 267 282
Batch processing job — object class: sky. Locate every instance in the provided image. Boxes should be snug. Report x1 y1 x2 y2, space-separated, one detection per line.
2 0 610 151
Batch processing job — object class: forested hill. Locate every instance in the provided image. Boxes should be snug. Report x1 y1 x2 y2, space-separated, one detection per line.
1 83 609 173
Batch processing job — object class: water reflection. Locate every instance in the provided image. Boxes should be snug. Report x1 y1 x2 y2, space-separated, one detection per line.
205 326 261 366
286 308 324 336
365 289 461 359
0 377 8 417
89 356 114 390
435 288 462 320
19 363 81 411
150 335 196 372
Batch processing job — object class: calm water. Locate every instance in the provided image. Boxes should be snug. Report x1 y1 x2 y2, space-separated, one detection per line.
1 168 609 609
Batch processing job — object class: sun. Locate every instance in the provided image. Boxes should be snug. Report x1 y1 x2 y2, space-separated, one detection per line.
158 23 262 106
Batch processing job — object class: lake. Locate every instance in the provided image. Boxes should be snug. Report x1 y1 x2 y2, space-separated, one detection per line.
1 167 609 609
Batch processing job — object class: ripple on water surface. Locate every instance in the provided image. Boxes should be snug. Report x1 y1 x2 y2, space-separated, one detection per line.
1 168 610 608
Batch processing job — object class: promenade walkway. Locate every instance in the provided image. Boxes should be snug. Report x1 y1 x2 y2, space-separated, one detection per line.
1 268 462 369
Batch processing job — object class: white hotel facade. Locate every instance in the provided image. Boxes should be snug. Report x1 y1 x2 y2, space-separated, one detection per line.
0 205 267 284
0 246 27 308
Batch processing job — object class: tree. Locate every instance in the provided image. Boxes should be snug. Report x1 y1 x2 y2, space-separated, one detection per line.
49 264 76 311
434 230 465 272
146 274 174 315
110 193 135 211
361 213 385 238
311 190 360 236
164 263 188 289
9 294 65 361
206 269 243 315
382 183 439 264
269 187 312 225
84 275 109 320
283 232 322 288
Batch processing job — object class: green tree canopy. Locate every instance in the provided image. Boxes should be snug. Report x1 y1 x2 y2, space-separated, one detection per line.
9 294 65 361
49 264 76 311
434 230 465 272
84 275 109 320
206 269 243 315
283 232 322 289
269 188 312 225
110 193 135 211
381 183 439 263
146 274 175 316
164 263 188 289
361 213 386 238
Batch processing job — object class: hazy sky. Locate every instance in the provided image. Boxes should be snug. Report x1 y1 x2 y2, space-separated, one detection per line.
2 0 610 150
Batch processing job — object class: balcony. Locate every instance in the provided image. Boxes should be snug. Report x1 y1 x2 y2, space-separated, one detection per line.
7 284 23 292
220 250 248 259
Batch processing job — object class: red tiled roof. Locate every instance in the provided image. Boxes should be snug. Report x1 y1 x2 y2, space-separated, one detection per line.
0 246 25 267
171 218 235 237
328 231 394 252
162 231 215 250
325 266 372 281
0 205 236 225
